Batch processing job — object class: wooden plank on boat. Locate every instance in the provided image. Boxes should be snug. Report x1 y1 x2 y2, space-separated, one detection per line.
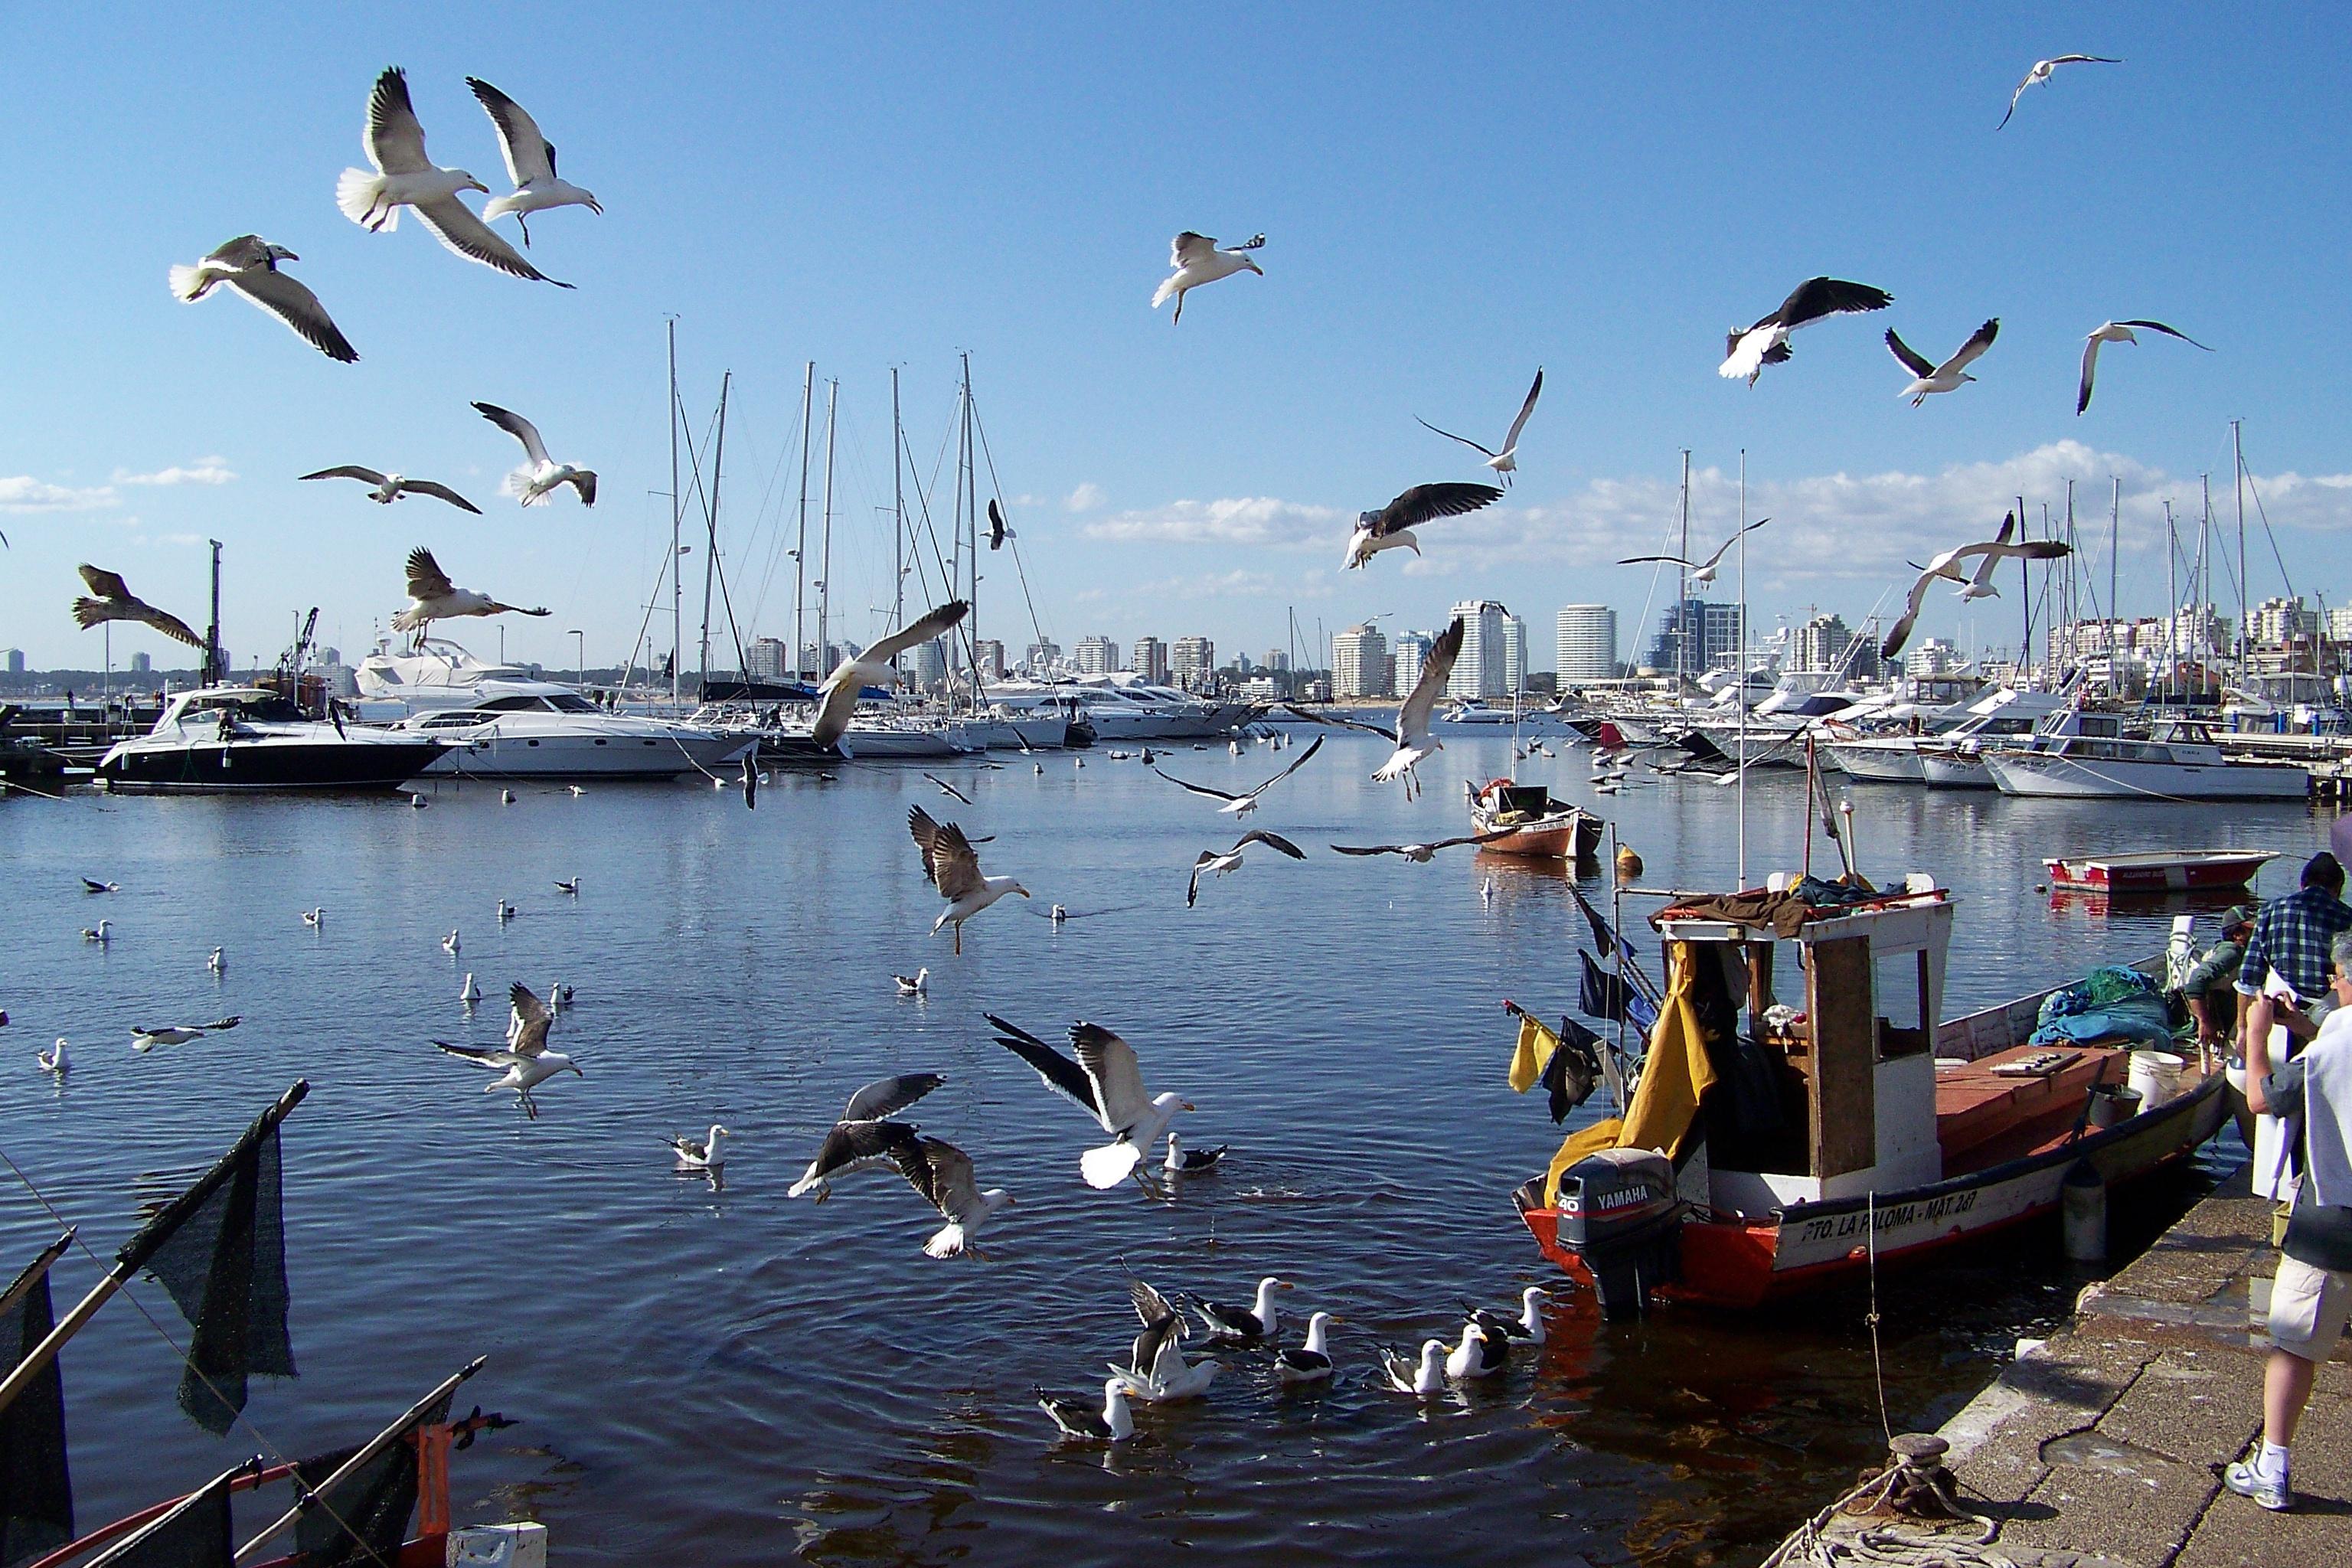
1807 936 1877 1178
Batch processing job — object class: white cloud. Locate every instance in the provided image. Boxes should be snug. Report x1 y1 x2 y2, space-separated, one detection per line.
1064 481 1105 513
116 457 237 487
0 475 116 511
1083 495 1344 547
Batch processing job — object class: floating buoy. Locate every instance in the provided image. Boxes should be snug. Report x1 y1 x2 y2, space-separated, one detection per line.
1615 844 1643 886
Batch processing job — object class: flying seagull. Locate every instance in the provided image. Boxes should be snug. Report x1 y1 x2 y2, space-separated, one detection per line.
888 1135 1014 1258
1187 830 1307 907
433 982 583 1119
786 1073 943 1200
466 77 603 247
1152 231 1265 323
71 566 204 649
131 1017 241 1052
812 599 970 751
987 498 1014 550
1283 617 1465 799
1882 522 2073 658
390 548 550 640
1720 277 1893 385
1617 518 1772 586
299 466 482 512
1886 318 1999 406
1153 732 1323 816
1998 55 2122 129
1329 830 1516 863
907 806 1029 952
2076 320 2212 414
82 877 118 893
922 772 975 805
1342 482 1504 570
168 236 358 363
985 1013 1194 1190
1112 1272 1223 1403
474 403 597 507
336 67 572 286
1416 368 1544 485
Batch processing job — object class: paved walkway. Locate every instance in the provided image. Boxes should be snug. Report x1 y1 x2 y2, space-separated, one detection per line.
1932 1161 2351 1566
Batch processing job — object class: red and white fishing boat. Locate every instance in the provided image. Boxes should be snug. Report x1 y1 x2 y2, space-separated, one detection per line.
1513 879 2227 1315
2040 848 2278 893
1467 778 1604 859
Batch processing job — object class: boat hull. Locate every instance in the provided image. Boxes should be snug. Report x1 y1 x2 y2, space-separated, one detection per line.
1985 752 2308 801
2043 851 2278 893
1821 741 1926 783
1919 749 1994 789
423 729 751 779
99 738 449 793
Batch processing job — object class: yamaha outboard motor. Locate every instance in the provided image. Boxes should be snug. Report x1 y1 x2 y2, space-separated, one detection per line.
1553 1148 1687 1321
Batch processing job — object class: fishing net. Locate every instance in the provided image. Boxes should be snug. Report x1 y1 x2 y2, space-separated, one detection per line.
0 1250 73 1568
283 1393 451 1568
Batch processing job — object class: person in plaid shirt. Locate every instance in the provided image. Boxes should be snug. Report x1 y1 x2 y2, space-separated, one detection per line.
2240 854 2351 1046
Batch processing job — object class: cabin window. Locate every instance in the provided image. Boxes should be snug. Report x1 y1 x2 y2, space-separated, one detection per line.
1874 949 1931 1060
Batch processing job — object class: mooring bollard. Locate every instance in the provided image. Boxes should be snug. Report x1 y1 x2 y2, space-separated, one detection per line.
2062 1158 2107 1263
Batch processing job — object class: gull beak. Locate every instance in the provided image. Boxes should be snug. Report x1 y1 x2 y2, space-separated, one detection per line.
1180 1100 1197 1112
1276 1280 1295 1291
1244 258 1263 275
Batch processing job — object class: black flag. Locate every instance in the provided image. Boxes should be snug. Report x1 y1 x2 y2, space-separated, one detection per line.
82 1469 233 1568
2 1240 74 1568
1579 950 1658 1033
1543 1018 1607 1124
1569 884 1615 959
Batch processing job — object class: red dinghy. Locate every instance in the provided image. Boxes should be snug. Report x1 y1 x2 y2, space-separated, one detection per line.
2041 848 2278 893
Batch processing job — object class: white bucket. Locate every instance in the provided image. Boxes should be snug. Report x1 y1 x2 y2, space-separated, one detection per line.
2128 1050 2185 1112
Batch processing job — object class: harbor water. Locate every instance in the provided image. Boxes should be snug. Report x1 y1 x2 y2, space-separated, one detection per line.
0 729 2307 1565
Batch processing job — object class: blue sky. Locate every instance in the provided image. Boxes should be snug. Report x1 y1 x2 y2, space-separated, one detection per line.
3 5 2348 672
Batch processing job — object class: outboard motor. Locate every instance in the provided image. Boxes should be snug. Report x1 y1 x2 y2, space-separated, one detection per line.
1553 1148 1687 1321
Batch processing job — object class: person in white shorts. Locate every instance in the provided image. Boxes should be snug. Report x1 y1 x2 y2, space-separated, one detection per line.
2231 927 2352 1511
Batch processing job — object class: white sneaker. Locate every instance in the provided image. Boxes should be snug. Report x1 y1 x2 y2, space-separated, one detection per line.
2223 1458 2292 1511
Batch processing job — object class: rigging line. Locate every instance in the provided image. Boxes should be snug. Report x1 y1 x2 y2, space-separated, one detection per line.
1866 1188 1892 1446
621 492 676 694
746 394 813 637
0 1141 395 1568
966 393 1049 650
2239 459 2295 601
672 384 752 678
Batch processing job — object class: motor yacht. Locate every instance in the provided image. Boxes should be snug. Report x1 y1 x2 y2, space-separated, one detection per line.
1984 711 2309 801
99 687 448 792
394 691 754 779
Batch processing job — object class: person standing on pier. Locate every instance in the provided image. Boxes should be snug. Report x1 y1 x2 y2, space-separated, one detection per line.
2239 854 2352 1207
2230 927 2352 1511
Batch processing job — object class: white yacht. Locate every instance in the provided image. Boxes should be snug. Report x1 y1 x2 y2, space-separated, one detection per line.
986 675 1253 741
100 688 449 793
354 637 557 717
1914 688 2072 789
1983 711 2309 802
394 692 754 780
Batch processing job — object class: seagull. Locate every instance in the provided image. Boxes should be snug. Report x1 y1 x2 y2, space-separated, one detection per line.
168 235 358 363
466 77 602 247
1998 55 2122 129
987 498 1014 551
985 1014 1194 1189
566 785 586 798
1163 1132 1227 1174
390 548 550 642
787 1072 944 1200
336 67 572 286
1882 521 2073 658
302 907 325 926
501 789 517 805
1285 618 1465 800
1187 829 1307 907
1037 1380 1134 1443
1618 518 1772 586
1417 368 1544 485
555 877 580 894
71 567 204 650
82 877 118 893
443 929 462 955
666 1123 730 1171
1720 278 1893 384
80 920 112 944
207 946 224 974
908 807 1030 953
1342 482 1505 570
1178 1276 1293 1345
811 600 970 751
461 972 482 1004
36 1039 68 1076
407 792 431 809
433 982 583 1119
1330 830 1516 864
740 754 757 809
473 404 597 507
548 980 574 1011
2076 320 2212 414
1462 1288 1548 1348
299 466 482 513
1481 877 1497 904
1152 231 1265 323
888 1135 1014 1258
1050 904 1068 923
1275 1312 1340 1386
1381 1339 1449 1396
923 772 975 805
1114 1273 1195 1390
1886 319 1999 406
1903 511 2040 605
1157 734 1321 820
894 967 929 997
495 899 515 923
1446 1321 1507 1380
131 1017 242 1050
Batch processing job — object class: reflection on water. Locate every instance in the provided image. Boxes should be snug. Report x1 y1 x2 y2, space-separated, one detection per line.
0 731 2314 1565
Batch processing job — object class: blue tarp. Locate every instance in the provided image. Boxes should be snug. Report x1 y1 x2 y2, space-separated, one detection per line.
2029 965 2174 1048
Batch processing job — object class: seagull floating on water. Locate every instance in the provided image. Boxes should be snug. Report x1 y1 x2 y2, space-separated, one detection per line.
1153 231 1264 323
1037 1380 1134 1443
667 1123 730 1171
168 235 358 363
132 1017 240 1051
473 403 597 507
894 968 929 997
501 789 516 805
1284 617 1465 800
1342 482 1504 570
461 971 482 1004
1462 1287 1549 1348
1155 733 1321 818
81 920 112 944
434 982 583 1119
889 1135 1014 1258
1886 318 1999 406
1275 1312 1340 1386
1164 1132 1227 1174
567 785 586 797
37 1039 68 1076
1720 277 1893 384
391 548 550 642
1382 1339 1449 1396
466 77 602 247
987 1014 1193 1189
909 807 1029 954
82 877 118 893
1881 517 2073 659
1618 518 1771 586
303 907 325 927
1179 1275 1292 1346
788 1072 944 1201
1417 368 1544 485
299 466 482 512
1110 1273 1200 1397
1187 830 1306 908
337 67 572 286
207 946 224 974
443 928 462 955
496 899 514 923
555 877 580 894
1446 1320 1506 1380
72 567 204 650
811 600 969 751
2076 319 2211 414
1998 54 2122 130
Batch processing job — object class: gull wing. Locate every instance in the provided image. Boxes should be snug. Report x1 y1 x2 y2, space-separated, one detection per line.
1279 703 1397 741
1396 617 1466 747
79 564 133 600
2077 334 2105 415
2116 319 2211 350
205 234 281 270
465 77 555 187
403 480 484 514
864 599 970 667
986 1011 1103 1119
412 196 573 286
1186 852 1214 907
564 472 597 506
1070 1023 1152 1132
1368 482 1504 540
1243 731 1322 796
1936 318 2000 376
404 547 456 600
129 603 204 648
474 403 552 466
228 267 358 363
433 1040 523 1069
895 1137 983 1224
842 1072 947 1122
301 466 388 485
1233 830 1306 859
987 498 1013 550
1415 418 1498 460
805 1117 920 1181
923 773 975 805
1696 518 1772 572
2050 54 2122 66
1616 554 1695 568
508 982 554 1056
1776 276 1893 328
364 66 432 175
907 806 986 901
1171 232 1216 268
1152 767 1242 804
809 675 860 750
1501 366 1544 449
1968 512 2018 590
1331 843 1407 857
1884 329 1937 379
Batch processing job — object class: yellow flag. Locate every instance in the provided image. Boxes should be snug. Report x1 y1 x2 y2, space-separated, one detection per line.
1544 940 1719 1204
1509 1013 1559 1093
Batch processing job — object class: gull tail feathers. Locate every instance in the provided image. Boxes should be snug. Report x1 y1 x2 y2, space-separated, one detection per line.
482 193 524 224
1151 277 1178 309
923 1222 969 1258
167 264 214 302
786 1171 823 1199
1082 1140 1144 1191
335 168 397 230
501 466 550 505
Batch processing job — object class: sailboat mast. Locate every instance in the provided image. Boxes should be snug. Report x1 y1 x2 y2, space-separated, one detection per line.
962 351 978 691
668 320 681 707
792 361 814 679
892 366 904 639
1736 448 1747 887
2016 494 2030 684
2233 419 2248 688
2108 475 2120 688
699 373 730 691
1677 448 1690 688
818 380 837 675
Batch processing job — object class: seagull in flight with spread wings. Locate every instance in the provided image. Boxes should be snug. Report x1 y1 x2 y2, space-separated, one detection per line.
1886 318 1999 406
474 403 598 507
168 236 358 363
1882 518 2073 659
434 982 583 1118
1720 277 1893 385
466 77 603 247
1998 55 2122 129
1152 231 1265 323
1342 482 1504 570
908 806 1028 952
299 466 482 512
2076 319 2211 414
1619 518 1771 586
1330 831 1516 864
390 548 550 641
987 1014 1194 1190
71 566 204 649
987 498 1014 550
1417 368 1544 485
812 599 970 752
1187 830 1306 907
336 67 571 286
787 1073 945 1201
1153 733 1322 816
1282 616 1465 799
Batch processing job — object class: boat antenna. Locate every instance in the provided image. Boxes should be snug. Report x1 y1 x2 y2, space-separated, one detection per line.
2016 494 2030 686
2109 475 2121 694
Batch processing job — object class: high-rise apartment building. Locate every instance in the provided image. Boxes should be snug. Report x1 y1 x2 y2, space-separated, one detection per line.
1643 598 1743 676
1170 635 1214 689
1446 600 1510 699
1554 605 1616 683
1391 630 1432 696
1024 639 1061 672
1331 623 1390 698
1500 612 1527 696
746 637 789 681
1074 635 1119 675
906 638 948 688
972 639 1006 681
1130 635 1168 684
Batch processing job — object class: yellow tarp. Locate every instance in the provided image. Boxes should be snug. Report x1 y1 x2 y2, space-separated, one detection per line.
1542 940 1718 1205
1508 1013 1558 1093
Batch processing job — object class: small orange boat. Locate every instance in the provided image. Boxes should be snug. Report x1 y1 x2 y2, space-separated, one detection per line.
1467 779 1603 859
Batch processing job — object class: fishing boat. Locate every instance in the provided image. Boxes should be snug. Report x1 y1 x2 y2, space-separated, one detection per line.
97 687 449 793
1466 779 1603 859
1512 877 2228 1316
2041 848 2279 893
